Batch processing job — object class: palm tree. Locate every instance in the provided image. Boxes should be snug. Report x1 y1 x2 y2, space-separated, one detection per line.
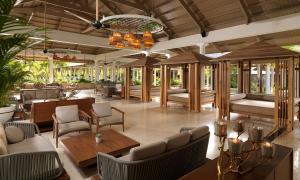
0 0 38 107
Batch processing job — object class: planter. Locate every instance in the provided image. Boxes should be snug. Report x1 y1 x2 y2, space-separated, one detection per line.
0 105 15 123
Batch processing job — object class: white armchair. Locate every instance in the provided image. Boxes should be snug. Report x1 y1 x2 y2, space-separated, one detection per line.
52 105 91 148
91 102 125 132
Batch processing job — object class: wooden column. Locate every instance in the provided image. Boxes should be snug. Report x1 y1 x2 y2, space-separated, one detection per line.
274 60 279 129
287 57 295 131
182 65 188 89
195 63 201 112
188 64 195 111
142 66 151 103
160 65 165 107
237 61 243 93
124 67 131 100
217 61 231 120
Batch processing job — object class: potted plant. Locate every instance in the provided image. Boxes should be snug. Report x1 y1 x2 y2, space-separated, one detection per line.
0 0 37 122
95 133 102 143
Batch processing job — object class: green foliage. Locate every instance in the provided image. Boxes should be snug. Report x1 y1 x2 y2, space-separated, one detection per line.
0 0 38 107
230 65 238 89
134 79 141 85
23 61 49 83
171 79 180 86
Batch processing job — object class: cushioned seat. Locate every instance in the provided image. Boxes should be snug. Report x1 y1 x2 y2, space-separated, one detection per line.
168 93 189 103
8 136 54 153
230 99 274 116
58 121 90 135
91 102 125 132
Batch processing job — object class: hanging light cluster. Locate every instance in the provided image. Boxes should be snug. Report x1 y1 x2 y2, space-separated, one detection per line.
108 30 154 50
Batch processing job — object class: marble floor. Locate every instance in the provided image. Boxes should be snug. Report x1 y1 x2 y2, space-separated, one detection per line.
35 92 300 180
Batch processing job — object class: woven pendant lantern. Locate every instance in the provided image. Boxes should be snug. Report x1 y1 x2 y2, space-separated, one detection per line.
124 32 134 42
143 31 152 40
115 42 125 48
108 36 117 45
144 38 154 48
113 31 122 42
132 39 141 49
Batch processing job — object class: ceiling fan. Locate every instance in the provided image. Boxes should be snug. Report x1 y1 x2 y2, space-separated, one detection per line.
64 0 109 33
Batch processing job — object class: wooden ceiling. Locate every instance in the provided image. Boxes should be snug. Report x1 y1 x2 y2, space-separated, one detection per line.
11 0 300 55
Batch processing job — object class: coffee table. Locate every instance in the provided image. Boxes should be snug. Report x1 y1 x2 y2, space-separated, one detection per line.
61 129 140 167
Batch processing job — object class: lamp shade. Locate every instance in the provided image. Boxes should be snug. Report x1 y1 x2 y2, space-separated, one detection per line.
113 31 122 42
115 42 125 48
143 31 152 40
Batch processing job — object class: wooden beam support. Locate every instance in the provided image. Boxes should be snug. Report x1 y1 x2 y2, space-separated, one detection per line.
238 0 251 24
177 0 205 31
109 0 145 12
101 0 123 14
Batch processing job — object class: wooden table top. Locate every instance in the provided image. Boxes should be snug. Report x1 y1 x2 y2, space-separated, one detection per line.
61 129 140 167
179 144 293 180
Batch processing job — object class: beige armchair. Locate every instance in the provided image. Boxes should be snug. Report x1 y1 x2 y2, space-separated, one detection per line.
52 105 91 148
91 102 124 132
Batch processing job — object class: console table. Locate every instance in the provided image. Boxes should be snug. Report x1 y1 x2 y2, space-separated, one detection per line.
31 97 95 130
180 144 293 180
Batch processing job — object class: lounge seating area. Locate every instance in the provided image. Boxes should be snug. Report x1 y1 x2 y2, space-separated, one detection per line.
2 0 300 179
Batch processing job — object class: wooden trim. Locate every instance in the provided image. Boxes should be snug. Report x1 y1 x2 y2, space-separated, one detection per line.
287 57 294 131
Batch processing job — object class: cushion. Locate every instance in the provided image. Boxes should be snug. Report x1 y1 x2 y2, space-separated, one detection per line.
5 126 25 144
168 93 189 103
230 93 246 101
230 99 274 116
35 89 47 99
93 102 112 117
165 132 190 151
56 105 79 123
0 138 7 155
7 136 54 153
189 126 209 141
58 121 90 135
47 89 59 99
0 123 7 146
22 93 33 101
129 141 166 161
22 90 36 100
98 115 123 126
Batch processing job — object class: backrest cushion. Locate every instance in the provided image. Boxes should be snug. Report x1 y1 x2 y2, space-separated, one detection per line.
129 141 166 161
165 132 191 151
56 105 79 123
22 90 36 100
5 126 25 144
92 102 112 117
0 138 7 155
189 126 209 141
36 89 47 99
230 93 246 101
0 123 7 145
47 89 60 99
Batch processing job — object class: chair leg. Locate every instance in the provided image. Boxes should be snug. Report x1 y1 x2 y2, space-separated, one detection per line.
122 123 124 132
53 123 55 138
56 134 58 148
56 127 59 148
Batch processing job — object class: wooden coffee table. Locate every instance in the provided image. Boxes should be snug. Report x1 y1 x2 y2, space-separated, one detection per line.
61 129 140 167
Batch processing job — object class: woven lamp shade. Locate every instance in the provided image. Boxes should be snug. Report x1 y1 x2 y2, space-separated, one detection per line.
113 31 122 42
143 31 152 40
115 42 125 48
144 38 154 48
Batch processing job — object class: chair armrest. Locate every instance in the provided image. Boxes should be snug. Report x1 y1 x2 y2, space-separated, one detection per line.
79 110 92 126
4 122 40 138
52 114 59 125
111 107 124 114
91 109 100 125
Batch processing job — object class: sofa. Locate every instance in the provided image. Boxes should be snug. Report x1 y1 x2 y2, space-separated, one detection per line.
230 93 300 119
0 122 64 180
20 88 61 109
96 126 210 180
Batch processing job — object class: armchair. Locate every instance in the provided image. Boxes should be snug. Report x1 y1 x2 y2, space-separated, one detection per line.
91 102 125 132
52 105 91 148
0 122 64 180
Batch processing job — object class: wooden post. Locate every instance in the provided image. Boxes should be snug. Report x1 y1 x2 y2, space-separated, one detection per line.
194 63 201 112
188 64 196 111
160 65 165 107
124 67 131 100
274 60 279 129
141 66 151 103
237 61 243 93
287 57 295 131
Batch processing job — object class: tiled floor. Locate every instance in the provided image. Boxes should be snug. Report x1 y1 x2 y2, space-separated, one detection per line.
34 92 300 180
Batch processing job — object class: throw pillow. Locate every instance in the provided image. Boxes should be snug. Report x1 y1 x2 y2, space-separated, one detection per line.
0 123 7 145
5 126 25 144
129 141 166 161
165 132 190 151
0 138 7 155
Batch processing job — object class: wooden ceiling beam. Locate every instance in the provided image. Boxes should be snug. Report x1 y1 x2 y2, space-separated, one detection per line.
101 0 123 14
57 17 64 30
177 0 205 32
108 0 145 12
132 0 175 39
238 0 251 24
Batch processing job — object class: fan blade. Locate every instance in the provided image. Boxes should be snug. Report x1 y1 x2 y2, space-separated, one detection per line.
64 10 92 24
81 26 94 34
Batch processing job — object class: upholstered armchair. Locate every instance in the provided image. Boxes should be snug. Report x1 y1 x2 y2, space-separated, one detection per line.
52 105 91 148
91 102 124 132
